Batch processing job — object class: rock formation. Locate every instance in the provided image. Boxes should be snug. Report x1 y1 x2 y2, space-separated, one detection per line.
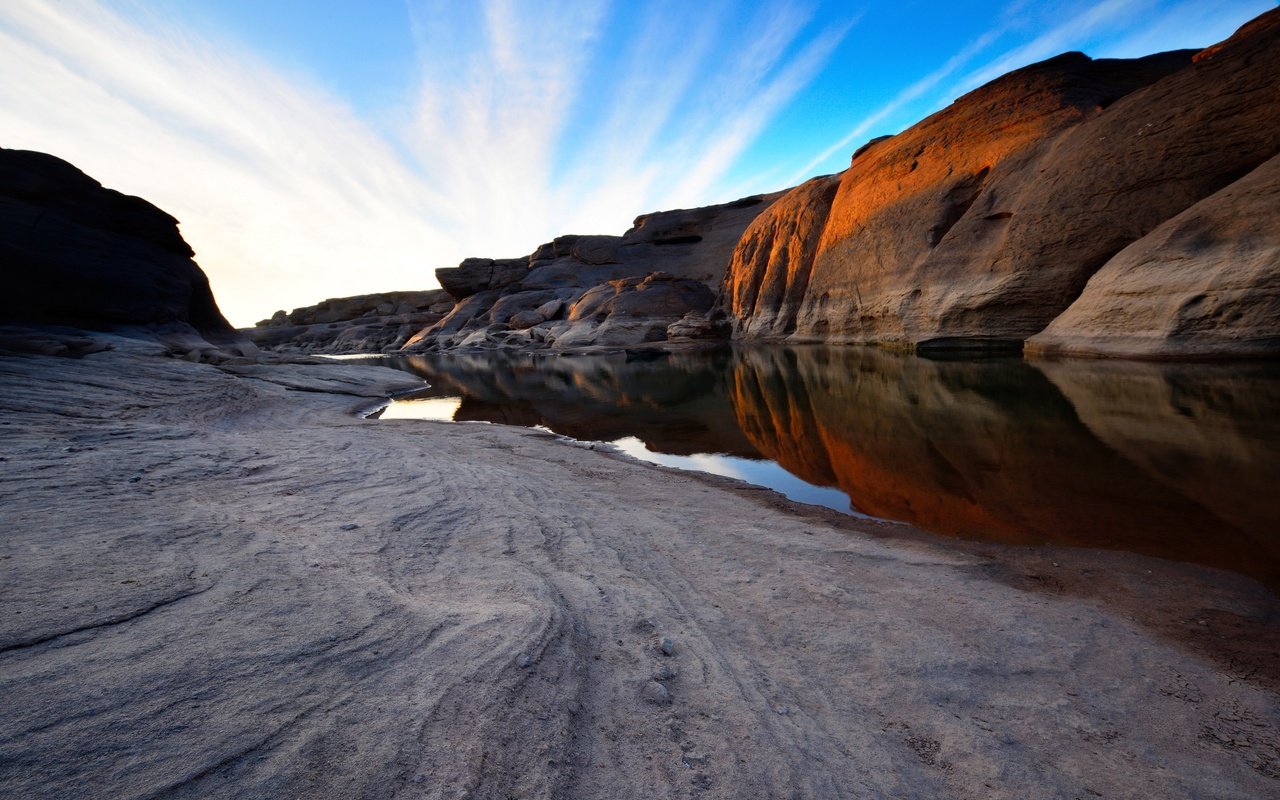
405 193 781 352
1026 152 1280 358
719 8 1280 357
721 175 842 338
253 9 1280 360
0 148 250 356
245 289 454 354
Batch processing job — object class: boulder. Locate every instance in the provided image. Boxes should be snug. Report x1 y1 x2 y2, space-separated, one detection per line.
437 257 530 300
552 273 716 349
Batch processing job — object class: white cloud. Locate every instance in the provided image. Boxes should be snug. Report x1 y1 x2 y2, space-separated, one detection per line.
0 0 847 325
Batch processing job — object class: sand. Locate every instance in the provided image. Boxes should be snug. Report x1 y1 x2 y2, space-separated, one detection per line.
1 336 1277 799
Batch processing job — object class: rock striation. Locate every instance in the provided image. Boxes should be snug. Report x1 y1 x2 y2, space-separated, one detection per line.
244 289 454 354
0 148 250 355
719 8 1280 357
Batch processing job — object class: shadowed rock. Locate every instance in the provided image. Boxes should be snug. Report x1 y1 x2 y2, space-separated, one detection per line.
243 289 455 354
406 193 781 352
1027 151 1280 358
0 147 248 354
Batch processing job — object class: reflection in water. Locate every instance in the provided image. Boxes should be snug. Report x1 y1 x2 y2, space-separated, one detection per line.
374 347 1280 588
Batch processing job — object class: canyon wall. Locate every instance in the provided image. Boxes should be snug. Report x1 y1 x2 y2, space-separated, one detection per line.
722 8 1280 357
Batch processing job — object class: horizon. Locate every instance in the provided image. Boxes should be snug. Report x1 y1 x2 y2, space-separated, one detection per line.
2 0 1273 327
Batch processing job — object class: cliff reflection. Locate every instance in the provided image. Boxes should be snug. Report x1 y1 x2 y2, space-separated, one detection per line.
378 347 1280 588
730 347 1280 588
383 350 760 459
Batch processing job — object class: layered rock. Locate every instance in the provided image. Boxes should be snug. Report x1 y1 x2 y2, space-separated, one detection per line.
407 193 781 352
243 289 454 354
1026 152 1280 358
0 148 249 355
721 8 1280 355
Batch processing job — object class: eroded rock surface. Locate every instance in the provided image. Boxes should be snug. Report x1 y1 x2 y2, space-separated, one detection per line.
1027 152 1280 358
2 344 1278 799
721 8 1280 355
406 194 780 352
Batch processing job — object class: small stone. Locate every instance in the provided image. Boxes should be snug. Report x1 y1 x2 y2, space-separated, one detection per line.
653 665 677 682
641 680 671 705
516 653 533 668
339 523 359 531
660 637 676 656
127 476 141 483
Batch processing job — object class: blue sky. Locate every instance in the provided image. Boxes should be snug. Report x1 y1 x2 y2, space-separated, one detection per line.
0 0 1273 325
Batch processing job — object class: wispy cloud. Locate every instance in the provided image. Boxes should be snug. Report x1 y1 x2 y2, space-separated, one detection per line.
0 0 451 325
784 26 1004 185
0 0 848 325
784 0 1167 184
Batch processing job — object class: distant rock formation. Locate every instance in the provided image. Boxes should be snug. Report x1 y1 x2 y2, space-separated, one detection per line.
245 289 454 354
0 148 250 355
404 193 781 352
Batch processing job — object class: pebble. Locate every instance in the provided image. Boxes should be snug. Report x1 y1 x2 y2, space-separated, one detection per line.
641 680 671 705
653 665 677 682
660 637 676 656
516 653 533 668
339 523 360 531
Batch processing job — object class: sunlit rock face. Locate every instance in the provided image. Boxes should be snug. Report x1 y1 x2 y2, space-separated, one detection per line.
722 175 841 339
785 49 1195 348
242 289 454 354
0 148 247 352
727 347 1280 587
722 8 1280 354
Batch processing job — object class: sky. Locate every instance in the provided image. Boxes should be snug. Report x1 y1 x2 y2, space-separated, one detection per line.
1 0 1273 326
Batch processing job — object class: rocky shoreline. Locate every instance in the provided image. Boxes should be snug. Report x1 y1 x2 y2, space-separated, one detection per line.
1 337 1278 798
246 9 1280 361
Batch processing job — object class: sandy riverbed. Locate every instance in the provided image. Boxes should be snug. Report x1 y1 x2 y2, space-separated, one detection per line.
1 337 1277 799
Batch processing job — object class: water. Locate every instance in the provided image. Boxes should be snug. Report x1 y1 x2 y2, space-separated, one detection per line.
366 346 1280 589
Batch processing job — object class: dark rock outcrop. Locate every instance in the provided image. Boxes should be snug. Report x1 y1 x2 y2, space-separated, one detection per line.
406 193 781 352
243 289 453 354
0 148 249 354
720 8 1280 356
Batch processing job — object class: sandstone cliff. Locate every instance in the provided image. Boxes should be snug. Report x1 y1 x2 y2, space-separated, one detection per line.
721 8 1280 357
1026 151 1280 358
0 148 249 356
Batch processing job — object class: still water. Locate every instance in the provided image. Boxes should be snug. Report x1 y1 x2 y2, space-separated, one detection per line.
366 346 1280 589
